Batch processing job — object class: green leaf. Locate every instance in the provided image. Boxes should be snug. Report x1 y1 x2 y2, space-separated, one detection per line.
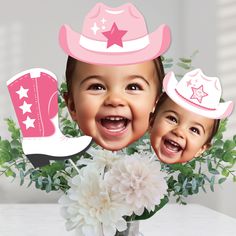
19 169 25 186
218 178 227 184
181 201 187 205
233 135 236 143
60 82 68 93
176 62 191 70
216 119 227 136
182 189 189 197
126 147 136 155
191 178 198 191
36 176 43 188
16 162 26 171
0 150 12 164
24 168 35 178
214 148 224 158
10 140 21 149
203 174 211 183
53 178 61 186
41 161 65 176
202 185 207 193
10 148 21 160
5 168 16 177
175 196 180 203
214 133 223 140
222 152 234 164
163 63 173 69
177 173 185 183
46 175 52 193
30 169 41 181
209 168 220 175
210 176 215 192
169 163 183 171
163 58 173 63
207 158 213 171
182 167 194 176
5 118 21 140
223 140 235 151
179 58 192 63
182 178 188 189
188 160 196 169
221 168 229 177
27 180 33 188
214 140 224 148
233 176 236 182
0 140 11 150
174 184 182 193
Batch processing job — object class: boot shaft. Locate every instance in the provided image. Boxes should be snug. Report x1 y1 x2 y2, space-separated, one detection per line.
7 68 58 137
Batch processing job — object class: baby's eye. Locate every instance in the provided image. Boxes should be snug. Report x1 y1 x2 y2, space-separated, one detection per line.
126 83 143 91
190 127 200 135
87 83 105 90
166 115 177 123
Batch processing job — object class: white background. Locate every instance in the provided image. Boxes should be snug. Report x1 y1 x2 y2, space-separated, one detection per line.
0 0 235 218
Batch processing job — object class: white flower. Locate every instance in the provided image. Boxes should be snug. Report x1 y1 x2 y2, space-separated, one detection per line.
59 166 129 236
77 147 123 175
105 153 168 216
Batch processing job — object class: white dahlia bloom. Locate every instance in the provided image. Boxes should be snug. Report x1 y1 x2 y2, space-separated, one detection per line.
59 166 129 236
105 153 168 216
77 147 122 175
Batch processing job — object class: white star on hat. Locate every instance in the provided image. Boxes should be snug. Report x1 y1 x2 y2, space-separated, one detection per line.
19 101 32 114
22 116 35 129
16 86 29 99
101 18 106 24
91 22 100 35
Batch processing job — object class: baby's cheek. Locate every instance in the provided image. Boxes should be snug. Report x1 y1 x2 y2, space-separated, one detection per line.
73 106 93 131
75 98 95 118
135 113 150 134
150 133 160 155
77 118 95 137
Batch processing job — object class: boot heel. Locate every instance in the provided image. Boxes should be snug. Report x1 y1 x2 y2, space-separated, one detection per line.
26 154 51 168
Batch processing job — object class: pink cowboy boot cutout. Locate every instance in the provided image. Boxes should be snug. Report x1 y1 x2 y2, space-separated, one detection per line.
7 68 92 167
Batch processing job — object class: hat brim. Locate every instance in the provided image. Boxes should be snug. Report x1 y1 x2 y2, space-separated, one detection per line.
163 72 234 119
59 24 171 65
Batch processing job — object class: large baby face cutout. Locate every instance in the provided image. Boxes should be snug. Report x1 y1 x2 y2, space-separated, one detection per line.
60 2 171 152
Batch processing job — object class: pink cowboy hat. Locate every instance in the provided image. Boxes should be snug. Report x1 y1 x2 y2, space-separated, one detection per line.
59 3 171 65
163 69 234 119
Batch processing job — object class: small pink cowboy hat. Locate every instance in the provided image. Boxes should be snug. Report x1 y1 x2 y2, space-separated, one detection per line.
163 69 234 119
59 3 171 65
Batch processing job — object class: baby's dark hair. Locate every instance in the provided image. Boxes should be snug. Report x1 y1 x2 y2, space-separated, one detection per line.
65 56 165 97
150 92 220 144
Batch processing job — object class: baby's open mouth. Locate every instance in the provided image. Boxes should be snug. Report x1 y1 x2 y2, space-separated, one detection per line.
164 139 183 153
100 116 130 132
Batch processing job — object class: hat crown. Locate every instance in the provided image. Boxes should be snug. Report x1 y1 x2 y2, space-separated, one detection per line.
82 3 148 41
163 69 233 119
59 3 171 65
176 69 222 110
